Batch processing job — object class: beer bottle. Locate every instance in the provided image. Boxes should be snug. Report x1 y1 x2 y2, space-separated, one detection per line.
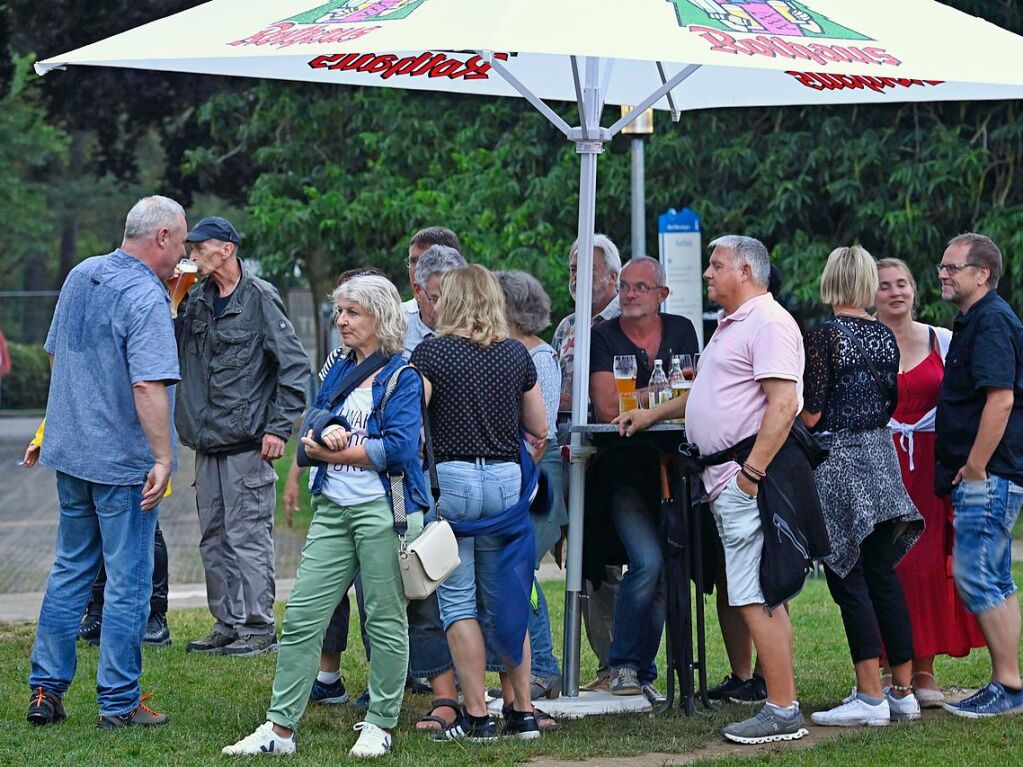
650 359 671 408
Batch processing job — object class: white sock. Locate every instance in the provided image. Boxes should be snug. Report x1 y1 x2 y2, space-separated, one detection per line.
766 701 800 718
317 670 341 685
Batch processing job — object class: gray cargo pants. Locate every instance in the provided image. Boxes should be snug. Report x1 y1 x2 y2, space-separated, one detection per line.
195 449 278 638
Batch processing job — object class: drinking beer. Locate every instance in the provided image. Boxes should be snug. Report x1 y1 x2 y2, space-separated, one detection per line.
167 259 199 318
613 354 638 414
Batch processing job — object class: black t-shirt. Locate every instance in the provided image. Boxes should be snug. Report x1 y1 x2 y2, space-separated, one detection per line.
589 313 700 418
411 335 537 463
213 288 235 318
936 291 1023 494
803 317 899 433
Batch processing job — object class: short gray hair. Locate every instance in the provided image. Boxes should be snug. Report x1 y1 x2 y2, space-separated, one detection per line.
496 270 551 335
709 235 770 287
622 256 666 286
123 195 185 241
415 244 466 288
571 233 622 281
332 275 407 356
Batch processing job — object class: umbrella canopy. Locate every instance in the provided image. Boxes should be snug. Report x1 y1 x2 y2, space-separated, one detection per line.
36 0 1023 700
36 0 1023 108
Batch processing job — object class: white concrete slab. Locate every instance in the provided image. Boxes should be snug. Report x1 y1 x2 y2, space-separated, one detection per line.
489 690 652 719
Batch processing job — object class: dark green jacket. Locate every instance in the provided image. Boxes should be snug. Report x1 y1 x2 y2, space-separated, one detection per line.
175 260 309 454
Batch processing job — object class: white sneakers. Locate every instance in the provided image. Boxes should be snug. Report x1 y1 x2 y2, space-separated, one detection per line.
222 721 392 758
222 721 296 755
886 689 921 721
349 722 392 758
811 688 920 727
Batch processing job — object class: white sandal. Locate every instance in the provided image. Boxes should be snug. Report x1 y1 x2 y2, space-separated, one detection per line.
912 671 945 708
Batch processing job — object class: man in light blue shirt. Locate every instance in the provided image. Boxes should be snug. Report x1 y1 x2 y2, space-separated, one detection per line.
27 196 186 731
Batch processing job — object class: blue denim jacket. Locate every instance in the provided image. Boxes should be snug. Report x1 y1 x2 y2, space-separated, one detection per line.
309 354 430 513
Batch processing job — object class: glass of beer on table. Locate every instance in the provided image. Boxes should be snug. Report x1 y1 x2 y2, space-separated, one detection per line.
613 354 638 414
167 259 199 318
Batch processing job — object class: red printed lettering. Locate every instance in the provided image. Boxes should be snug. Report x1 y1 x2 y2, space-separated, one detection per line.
689 25 901 69
786 71 943 93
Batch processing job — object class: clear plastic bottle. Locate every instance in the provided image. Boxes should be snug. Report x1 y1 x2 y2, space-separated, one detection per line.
669 355 686 400
649 359 671 408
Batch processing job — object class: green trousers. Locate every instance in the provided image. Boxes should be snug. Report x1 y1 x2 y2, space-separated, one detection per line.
266 495 422 730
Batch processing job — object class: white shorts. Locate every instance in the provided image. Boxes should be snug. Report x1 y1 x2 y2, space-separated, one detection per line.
709 472 765 607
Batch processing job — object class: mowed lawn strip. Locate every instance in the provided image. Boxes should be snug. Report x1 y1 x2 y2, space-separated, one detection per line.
2 567 1022 766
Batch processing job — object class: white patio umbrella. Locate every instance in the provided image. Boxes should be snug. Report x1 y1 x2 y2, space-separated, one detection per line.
37 0 1023 697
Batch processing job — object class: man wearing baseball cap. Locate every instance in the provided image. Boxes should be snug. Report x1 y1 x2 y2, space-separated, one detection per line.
175 216 310 657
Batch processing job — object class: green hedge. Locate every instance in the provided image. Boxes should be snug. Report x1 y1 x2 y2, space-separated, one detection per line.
1 342 50 410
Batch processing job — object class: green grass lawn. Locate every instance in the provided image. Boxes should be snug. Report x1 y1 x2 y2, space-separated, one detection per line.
2 567 1022 766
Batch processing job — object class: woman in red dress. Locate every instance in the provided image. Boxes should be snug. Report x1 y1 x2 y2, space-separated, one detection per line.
875 258 986 707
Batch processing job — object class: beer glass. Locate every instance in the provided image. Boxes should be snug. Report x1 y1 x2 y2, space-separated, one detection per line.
613 354 638 414
167 259 199 318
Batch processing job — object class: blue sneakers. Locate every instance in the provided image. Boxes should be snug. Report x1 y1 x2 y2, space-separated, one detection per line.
943 682 1023 719
309 677 350 705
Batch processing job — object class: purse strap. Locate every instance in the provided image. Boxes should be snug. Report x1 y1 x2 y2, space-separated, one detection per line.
826 320 896 412
377 365 441 543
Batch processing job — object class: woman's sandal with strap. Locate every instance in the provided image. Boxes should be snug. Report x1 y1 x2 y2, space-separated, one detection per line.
416 698 460 731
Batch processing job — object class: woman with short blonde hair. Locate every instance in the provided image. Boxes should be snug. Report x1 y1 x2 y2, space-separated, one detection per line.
434 265 509 346
410 264 549 742
801 245 924 728
820 245 879 309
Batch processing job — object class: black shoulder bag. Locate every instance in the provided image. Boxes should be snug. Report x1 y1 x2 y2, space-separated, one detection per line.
827 320 897 417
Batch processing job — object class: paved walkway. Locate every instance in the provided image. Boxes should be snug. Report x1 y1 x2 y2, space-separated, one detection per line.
1 415 1020 623
0 417 308 620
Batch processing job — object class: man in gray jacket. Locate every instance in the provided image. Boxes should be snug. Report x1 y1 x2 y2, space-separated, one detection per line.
175 216 309 657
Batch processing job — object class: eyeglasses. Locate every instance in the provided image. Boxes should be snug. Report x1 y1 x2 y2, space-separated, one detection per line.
425 292 441 305
935 262 982 276
619 281 664 295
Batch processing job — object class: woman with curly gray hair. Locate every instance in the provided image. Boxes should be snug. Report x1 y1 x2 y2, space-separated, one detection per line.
224 275 428 759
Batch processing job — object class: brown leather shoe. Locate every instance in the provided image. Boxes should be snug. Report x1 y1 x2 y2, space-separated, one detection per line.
96 693 169 730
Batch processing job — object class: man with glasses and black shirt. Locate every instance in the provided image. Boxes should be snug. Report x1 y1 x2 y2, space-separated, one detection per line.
935 232 1023 718
587 256 699 702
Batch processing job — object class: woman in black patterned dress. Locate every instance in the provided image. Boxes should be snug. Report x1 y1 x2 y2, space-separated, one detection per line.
800 246 923 728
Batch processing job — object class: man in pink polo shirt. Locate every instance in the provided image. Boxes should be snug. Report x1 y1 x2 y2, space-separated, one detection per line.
687 235 807 744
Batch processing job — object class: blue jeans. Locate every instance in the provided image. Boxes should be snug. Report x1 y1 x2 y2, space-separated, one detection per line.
435 460 520 669
607 486 664 684
408 592 453 678
29 473 157 716
952 474 1023 614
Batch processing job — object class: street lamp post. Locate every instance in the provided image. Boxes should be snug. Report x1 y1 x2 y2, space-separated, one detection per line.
621 106 654 258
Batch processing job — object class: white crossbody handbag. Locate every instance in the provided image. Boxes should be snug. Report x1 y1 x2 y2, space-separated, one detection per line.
379 366 459 600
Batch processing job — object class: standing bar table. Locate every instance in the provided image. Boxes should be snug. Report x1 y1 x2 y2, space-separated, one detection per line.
572 422 711 715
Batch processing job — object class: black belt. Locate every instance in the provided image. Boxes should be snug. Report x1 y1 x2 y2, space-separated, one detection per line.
436 455 517 465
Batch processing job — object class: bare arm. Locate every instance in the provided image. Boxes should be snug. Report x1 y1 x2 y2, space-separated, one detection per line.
521 382 548 441
738 378 799 496
612 392 687 436
800 410 822 429
133 380 173 511
956 388 1014 483
300 430 373 469
590 371 620 424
